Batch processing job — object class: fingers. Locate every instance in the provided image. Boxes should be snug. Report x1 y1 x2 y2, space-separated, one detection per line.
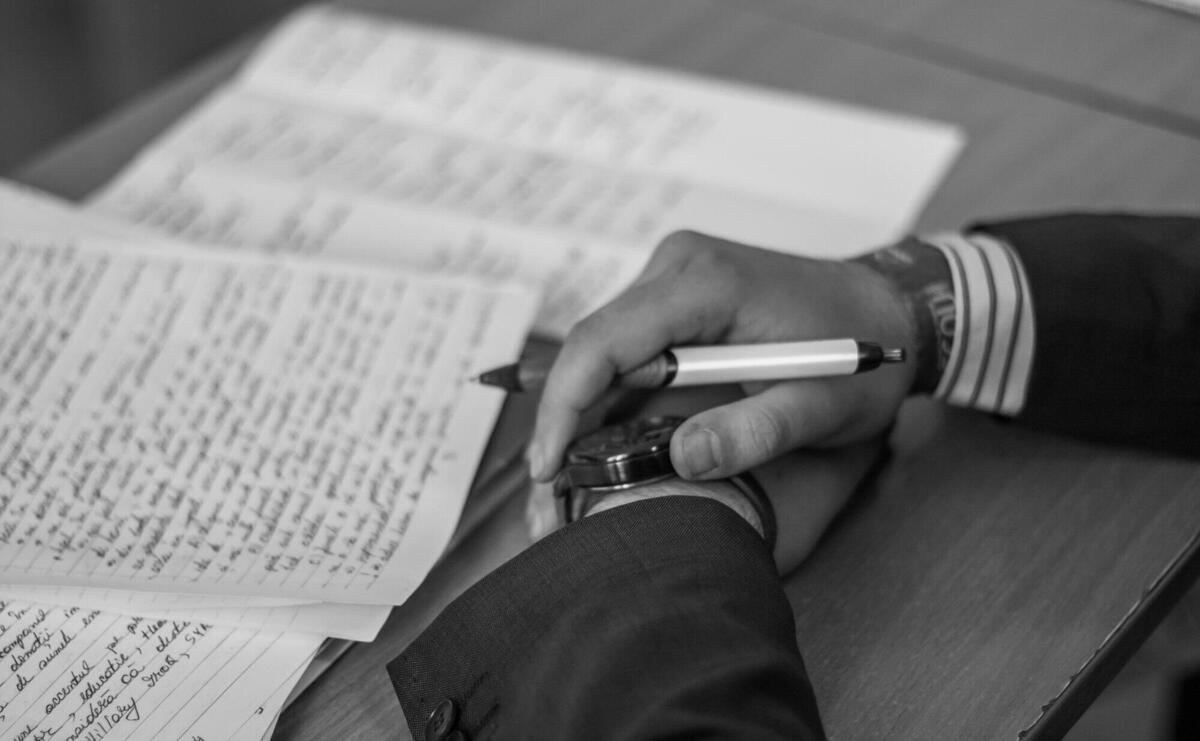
757 437 886 572
527 229 905 482
524 480 559 541
669 380 861 479
625 229 722 288
529 248 740 480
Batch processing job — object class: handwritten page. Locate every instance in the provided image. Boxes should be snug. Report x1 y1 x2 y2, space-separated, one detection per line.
0 8 964 734
0 184 394 641
98 88 888 253
242 639 353 741
0 181 163 244
89 153 642 338
0 586 389 642
90 5 962 338
239 6 963 230
0 188 371 738
0 598 321 741
0 232 537 604
88 90 882 336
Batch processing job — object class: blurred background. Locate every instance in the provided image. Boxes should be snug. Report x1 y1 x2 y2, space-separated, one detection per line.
2 1 1199 738
0 0 305 172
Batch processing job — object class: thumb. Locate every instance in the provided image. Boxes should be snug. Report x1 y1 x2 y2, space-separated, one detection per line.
669 381 854 479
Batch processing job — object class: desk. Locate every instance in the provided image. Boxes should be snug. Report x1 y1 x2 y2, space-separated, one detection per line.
16 0 1200 738
764 0 1200 126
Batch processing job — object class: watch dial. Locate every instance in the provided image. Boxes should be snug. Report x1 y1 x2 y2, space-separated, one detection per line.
566 415 683 464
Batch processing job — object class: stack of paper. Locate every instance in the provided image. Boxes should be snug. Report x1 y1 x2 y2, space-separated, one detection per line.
3 5 962 739
0 181 537 737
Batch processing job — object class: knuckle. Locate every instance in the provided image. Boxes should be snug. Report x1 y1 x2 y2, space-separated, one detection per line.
655 230 726 273
690 245 746 291
537 375 573 407
657 229 704 258
651 232 750 297
564 310 608 350
742 404 790 459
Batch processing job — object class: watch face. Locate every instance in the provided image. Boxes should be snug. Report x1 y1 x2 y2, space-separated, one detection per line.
566 416 683 465
560 415 684 491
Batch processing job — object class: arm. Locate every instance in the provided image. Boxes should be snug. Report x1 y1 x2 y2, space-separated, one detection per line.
978 214 1200 457
390 492 825 741
529 215 1200 484
391 215 1200 739
394 373 882 740
877 214 1200 456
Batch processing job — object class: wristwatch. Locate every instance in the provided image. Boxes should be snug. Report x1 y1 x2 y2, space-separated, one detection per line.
553 416 777 548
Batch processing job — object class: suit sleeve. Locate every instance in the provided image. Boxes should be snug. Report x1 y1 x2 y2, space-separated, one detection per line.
976 214 1200 457
388 496 824 741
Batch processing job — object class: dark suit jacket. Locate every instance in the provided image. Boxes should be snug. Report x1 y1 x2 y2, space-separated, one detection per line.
388 215 1200 740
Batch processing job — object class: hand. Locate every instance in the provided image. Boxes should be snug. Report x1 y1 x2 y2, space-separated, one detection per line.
528 230 916 482
528 435 887 573
756 437 885 572
526 383 889 573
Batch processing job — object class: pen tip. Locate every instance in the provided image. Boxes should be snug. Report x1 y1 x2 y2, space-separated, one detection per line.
882 348 906 363
475 363 523 391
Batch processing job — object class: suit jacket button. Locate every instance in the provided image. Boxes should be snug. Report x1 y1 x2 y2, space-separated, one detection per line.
425 698 459 741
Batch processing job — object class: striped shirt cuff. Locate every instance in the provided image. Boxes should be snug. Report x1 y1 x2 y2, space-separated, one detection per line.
921 232 1036 416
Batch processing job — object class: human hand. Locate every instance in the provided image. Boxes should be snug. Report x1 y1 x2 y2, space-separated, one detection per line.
527 383 888 574
528 230 916 483
756 437 885 573
526 428 887 573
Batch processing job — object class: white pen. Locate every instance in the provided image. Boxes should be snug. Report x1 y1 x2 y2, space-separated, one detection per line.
474 339 906 392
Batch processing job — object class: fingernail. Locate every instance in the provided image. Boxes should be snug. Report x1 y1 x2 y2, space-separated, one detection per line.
678 428 721 478
527 443 547 481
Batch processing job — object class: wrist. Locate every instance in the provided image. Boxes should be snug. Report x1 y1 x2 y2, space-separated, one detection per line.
585 478 767 539
853 237 955 395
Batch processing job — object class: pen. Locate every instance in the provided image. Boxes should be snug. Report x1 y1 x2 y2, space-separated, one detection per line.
474 339 905 392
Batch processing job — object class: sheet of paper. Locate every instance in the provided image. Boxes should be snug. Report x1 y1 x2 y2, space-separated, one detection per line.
89 5 963 338
283 638 352 709
239 5 963 233
1131 0 1200 15
0 586 389 642
87 89 890 336
0 598 321 741
0 183 393 641
89 152 643 338
0 231 537 604
0 181 161 243
94 87 891 254
235 656 311 741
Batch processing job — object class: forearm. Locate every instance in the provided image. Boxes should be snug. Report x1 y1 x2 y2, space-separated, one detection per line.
389 496 824 740
862 215 1200 458
856 232 1035 415
976 214 1200 456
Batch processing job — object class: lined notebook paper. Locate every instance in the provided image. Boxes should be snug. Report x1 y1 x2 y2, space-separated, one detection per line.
0 179 534 737
0 229 535 604
0 598 322 741
0 584 389 641
0 182 393 640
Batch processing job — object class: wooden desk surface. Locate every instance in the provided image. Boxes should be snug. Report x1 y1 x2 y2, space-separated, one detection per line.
15 1 1200 739
771 0 1200 129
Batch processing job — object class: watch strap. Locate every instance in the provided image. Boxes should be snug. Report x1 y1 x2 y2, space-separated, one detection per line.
553 416 776 548
725 470 776 550
558 471 777 550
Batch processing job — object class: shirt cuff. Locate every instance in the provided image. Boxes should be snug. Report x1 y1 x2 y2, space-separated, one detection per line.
920 232 1036 416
